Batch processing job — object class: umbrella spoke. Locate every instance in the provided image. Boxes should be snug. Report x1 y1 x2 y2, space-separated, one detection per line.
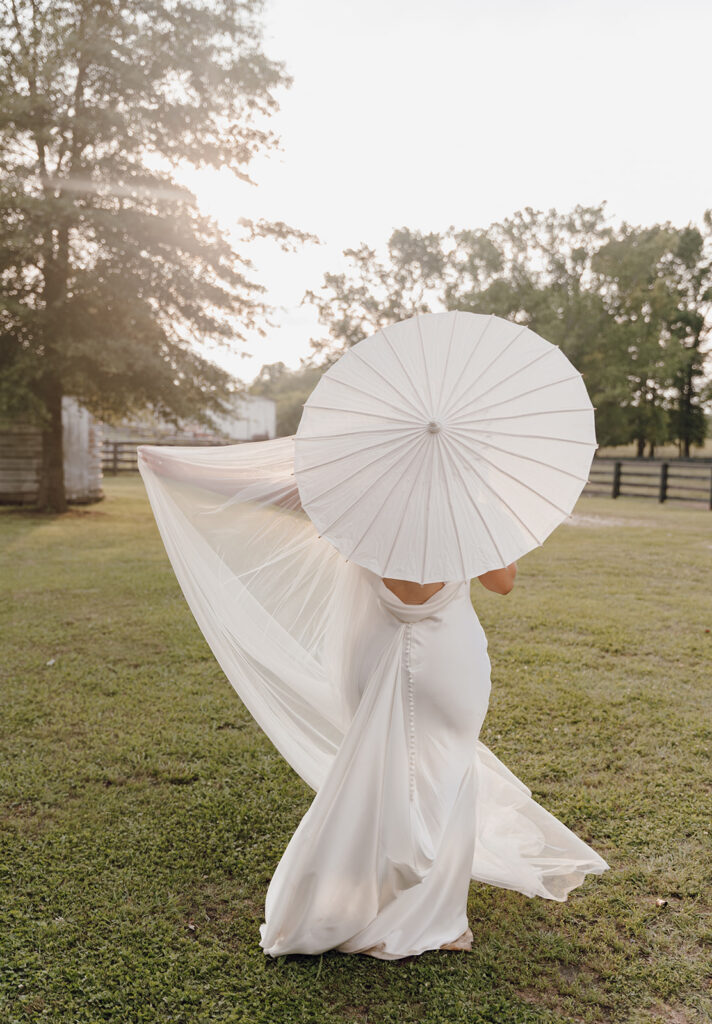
448 433 571 516
443 435 510 565
303 430 426 509
325 373 422 422
420 436 437 583
450 373 584 423
446 435 544 547
297 428 421 474
296 425 424 441
435 311 459 416
415 314 436 413
438 314 494 420
304 404 416 425
451 408 595 425
342 435 430 561
380 435 433 577
437 434 470 579
455 424 597 446
447 337 557 422
348 347 427 421
449 428 591 483
443 326 529 422
379 327 431 419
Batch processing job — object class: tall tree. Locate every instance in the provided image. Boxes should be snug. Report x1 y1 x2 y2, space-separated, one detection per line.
592 223 697 457
0 0 309 510
304 227 446 360
660 221 712 457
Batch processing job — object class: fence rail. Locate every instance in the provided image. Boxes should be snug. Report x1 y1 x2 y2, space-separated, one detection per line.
104 441 712 509
584 457 712 508
101 439 231 475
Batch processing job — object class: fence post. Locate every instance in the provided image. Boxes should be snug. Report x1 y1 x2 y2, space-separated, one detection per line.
659 462 668 503
612 460 622 499
112 442 118 476
709 468 712 511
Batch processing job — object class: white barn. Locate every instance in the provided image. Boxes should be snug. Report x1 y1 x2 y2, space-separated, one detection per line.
0 396 103 504
207 394 276 441
100 393 276 444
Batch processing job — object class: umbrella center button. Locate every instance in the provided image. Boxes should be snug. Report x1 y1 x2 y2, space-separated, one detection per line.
426 420 442 434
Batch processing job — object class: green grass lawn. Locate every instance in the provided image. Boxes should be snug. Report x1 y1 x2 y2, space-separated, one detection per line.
2 477 711 1024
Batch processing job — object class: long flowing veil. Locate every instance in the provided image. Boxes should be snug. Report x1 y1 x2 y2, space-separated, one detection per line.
137 436 372 791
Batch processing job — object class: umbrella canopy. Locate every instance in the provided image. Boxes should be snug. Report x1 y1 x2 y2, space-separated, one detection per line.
294 311 597 584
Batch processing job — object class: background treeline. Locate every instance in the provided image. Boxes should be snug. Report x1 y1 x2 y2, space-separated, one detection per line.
254 204 712 454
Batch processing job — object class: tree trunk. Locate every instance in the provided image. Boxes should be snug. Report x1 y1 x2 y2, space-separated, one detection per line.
636 436 645 457
36 379 67 512
681 366 693 459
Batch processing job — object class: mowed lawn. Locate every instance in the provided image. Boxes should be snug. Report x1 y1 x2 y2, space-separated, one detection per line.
1 476 711 1024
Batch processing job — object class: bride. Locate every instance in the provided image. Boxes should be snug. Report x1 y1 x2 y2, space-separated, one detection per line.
137 436 609 961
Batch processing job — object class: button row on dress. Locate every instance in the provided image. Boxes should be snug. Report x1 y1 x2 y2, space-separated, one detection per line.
404 624 416 801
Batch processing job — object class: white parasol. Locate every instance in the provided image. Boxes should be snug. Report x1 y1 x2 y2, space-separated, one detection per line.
294 310 597 583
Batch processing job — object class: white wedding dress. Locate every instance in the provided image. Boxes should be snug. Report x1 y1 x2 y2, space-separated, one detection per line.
137 436 609 961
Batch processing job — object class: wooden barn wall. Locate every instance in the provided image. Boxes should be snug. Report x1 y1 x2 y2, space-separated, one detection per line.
0 397 104 504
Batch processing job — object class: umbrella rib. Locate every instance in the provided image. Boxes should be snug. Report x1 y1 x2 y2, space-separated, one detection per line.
448 433 571 516
347 347 426 421
450 373 584 423
304 404 415 425
300 431 423 508
415 313 435 413
435 310 458 415
444 325 529 422
459 344 560 413
450 425 597 446
297 425 422 441
452 407 594 425
446 435 544 546
343 435 430 561
420 436 436 583
438 313 495 420
379 327 431 419
297 428 421 474
449 428 591 483
380 434 433 578
437 433 469 579
444 436 510 564
324 373 421 421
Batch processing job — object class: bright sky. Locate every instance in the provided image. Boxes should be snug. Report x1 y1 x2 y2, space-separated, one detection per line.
176 0 712 385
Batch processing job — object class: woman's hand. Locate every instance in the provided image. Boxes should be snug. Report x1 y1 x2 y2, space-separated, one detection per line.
477 562 517 595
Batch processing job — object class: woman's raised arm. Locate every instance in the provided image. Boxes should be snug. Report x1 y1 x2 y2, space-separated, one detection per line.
477 562 517 595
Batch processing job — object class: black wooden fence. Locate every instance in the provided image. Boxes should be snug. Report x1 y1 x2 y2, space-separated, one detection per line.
584 457 712 509
102 439 230 475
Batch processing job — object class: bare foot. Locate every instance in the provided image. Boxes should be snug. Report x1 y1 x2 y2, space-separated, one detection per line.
439 925 474 951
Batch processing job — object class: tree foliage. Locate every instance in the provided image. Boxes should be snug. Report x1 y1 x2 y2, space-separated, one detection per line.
303 205 712 455
249 359 323 436
0 0 310 509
